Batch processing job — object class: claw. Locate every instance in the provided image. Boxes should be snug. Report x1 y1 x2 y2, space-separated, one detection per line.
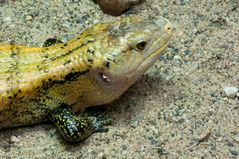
95 127 109 133
92 117 112 133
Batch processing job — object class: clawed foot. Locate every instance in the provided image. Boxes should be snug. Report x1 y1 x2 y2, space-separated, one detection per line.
88 116 112 133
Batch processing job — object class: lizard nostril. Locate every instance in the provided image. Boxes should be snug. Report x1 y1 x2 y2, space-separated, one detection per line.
164 22 174 35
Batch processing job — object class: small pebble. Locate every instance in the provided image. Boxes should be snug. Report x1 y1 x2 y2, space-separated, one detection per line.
122 145 127 150
233 134 239 143
62 21 71 28
25 15 33 21
224 86 238 98
96 0 144 16
10 135 20 143
184 49 192 56
3 16 11 22
174 55 181 60
97 153 107 159
230 150 238 157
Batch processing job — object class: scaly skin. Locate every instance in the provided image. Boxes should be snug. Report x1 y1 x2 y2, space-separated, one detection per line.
0 16 173 142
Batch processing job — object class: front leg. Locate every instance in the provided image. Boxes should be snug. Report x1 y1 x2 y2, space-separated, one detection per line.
48 103 111 143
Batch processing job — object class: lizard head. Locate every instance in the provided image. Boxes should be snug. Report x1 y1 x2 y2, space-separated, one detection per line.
87 17 173 105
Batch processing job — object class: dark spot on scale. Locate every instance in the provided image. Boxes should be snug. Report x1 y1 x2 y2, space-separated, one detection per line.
46 96 51 100
88 59 93 63
77 37 81 40
42 91 47 96
104 61 110 68
10 51 17 57
64 59 71 66
18 89 22 93
60 46 64 49
64 43 67 47
50 45 80 61
13 94 17 98
64 69 89 81
87 48 95 54
107 57 116 63
78 95 85 101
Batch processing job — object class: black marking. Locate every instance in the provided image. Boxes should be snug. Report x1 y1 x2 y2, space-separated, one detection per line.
44 54 49 59
6 76 11 80
104 61 110 68
10 51 17 58
38 50 50 72
5 46 21 90
41 68 90 91
49 39 95 61
13 94 17 98
107 57 116 63
64 69 89 81
63 59 72 66
87 48 95 54
87 59 93 63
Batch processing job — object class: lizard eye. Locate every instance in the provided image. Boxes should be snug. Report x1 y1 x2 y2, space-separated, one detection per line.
135 41 147 51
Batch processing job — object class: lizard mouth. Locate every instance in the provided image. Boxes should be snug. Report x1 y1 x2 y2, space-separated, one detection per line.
127 21 173 79
143 20 173 61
